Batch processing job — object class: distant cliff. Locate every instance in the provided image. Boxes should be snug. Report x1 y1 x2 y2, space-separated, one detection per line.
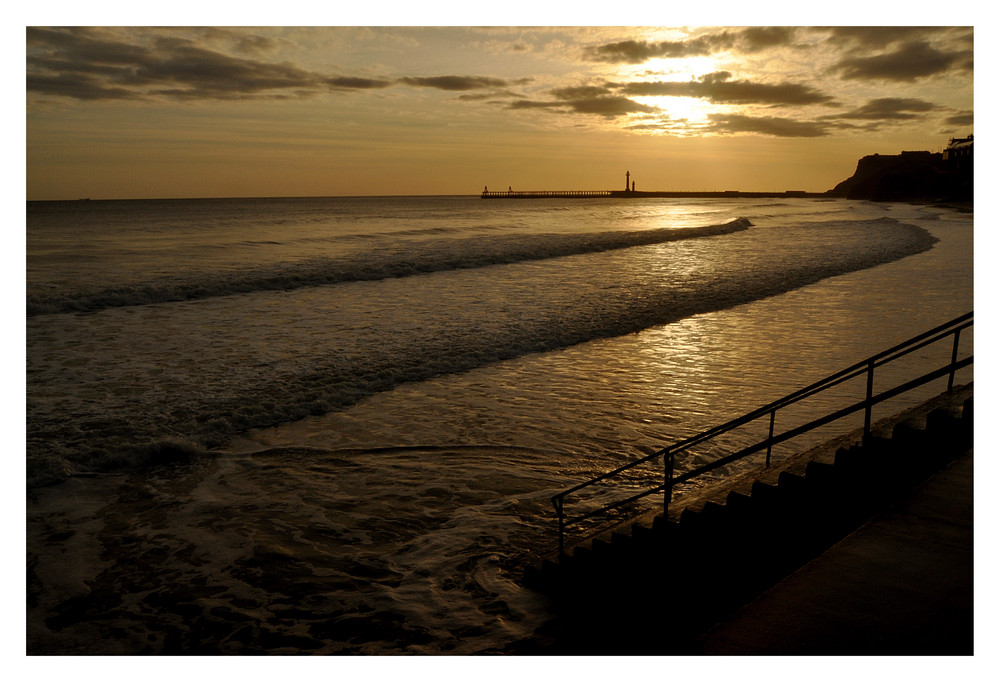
827 145 972 203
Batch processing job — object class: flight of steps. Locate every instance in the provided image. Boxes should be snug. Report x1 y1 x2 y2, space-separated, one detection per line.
520 396 972 654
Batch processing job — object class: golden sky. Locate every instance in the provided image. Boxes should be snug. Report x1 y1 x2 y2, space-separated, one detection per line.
26 22 974 200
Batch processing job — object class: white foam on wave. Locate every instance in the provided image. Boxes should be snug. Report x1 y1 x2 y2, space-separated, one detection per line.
25 218 936 486
26 219 751 315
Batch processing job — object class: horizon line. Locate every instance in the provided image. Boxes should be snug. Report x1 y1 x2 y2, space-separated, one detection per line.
27 188 836 203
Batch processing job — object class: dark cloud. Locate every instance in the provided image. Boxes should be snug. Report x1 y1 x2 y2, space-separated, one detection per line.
507 100 563 111
26 72 141 101
627 111 834 137
739 27 797 52
134 44 336 96
326 77 393 90
830 40 971 82
619 71 835 106
457 90 524 101
944 111 974 126
200 27 279 56
26 27 393 101
582 28 798 64
508 94 656 118
27 28 518 102
27 27 153 77
502 81 657 118
624 122 672 132
550 85 615 100
821 26 960 47
398 75 519 91
232 34 279 56
582 37 721 63
707 114 829 137
563 96 658 117
834 98 937 121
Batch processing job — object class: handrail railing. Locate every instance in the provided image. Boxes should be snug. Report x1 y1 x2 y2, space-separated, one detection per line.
552 312 973 556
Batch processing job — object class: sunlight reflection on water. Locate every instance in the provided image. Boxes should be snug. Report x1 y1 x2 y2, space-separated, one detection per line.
230 207 971 536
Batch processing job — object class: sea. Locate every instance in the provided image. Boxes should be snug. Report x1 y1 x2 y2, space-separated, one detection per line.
26 195 973 654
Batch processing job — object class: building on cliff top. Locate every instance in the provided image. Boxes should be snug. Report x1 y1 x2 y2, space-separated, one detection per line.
943 135 973 170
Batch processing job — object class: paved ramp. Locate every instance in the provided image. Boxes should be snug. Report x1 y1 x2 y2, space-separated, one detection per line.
692 450 973 655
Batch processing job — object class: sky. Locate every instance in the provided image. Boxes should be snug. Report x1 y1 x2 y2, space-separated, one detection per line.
24 16 976 200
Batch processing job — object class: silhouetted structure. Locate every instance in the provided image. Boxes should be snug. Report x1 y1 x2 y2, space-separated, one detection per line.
943 135 973 172
483 140 973 204
826 136 972 203
482 190 615 198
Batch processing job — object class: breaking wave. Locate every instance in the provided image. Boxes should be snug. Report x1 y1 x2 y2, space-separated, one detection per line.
26 218 937 487
26 218 751 315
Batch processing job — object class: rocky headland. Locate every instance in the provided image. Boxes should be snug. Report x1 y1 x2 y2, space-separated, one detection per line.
826 136 972 204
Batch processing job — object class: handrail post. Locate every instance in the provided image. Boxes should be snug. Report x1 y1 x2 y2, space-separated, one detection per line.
766 409 776 467
554 497 565 560
663 450 674 516
864 359 875 440
948 328 962 392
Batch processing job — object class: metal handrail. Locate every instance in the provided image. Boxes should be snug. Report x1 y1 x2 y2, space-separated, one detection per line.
552 312 973 555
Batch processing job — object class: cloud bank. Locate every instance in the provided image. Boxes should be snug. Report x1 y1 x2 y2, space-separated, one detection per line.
27 26 973 140
26 27 523 101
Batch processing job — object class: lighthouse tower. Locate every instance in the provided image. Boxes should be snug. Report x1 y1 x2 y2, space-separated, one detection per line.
626 170 630 192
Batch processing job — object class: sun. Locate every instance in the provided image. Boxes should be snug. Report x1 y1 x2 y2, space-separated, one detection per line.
620 56 722 123
631 95 714 123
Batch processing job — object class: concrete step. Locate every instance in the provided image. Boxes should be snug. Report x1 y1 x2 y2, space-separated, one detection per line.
527 390 973 604
805 460 837 486
725 490 753 512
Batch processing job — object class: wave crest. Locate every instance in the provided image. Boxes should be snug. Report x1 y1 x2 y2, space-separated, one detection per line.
26 218 937 487
26 219 752 315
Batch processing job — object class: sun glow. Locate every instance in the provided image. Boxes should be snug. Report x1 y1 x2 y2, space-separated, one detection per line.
640 56 720 79
632 95 715 123
618 55 725 128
